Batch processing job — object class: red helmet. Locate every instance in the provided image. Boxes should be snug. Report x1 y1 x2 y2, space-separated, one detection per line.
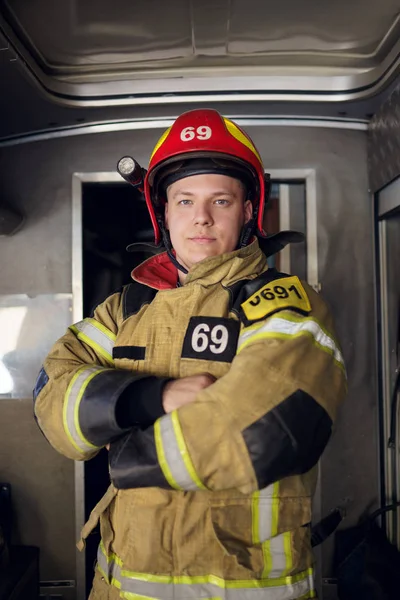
144 109 270 245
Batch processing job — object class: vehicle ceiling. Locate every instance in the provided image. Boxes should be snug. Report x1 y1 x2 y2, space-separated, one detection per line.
0 0 399 142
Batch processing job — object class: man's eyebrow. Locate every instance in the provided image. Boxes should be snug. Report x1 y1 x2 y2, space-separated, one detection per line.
171 190 195 199
171 190 238 199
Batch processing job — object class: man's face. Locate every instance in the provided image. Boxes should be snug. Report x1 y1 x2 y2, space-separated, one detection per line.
165 173 252 272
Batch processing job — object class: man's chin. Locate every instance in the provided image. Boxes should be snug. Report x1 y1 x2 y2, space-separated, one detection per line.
188 249 221 266
180 250 219 270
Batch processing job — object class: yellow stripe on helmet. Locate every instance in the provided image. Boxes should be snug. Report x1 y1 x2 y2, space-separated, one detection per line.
150 126 172 161
223 118 263 163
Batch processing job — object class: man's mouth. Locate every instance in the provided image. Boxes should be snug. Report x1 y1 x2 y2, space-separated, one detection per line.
189 237 216 244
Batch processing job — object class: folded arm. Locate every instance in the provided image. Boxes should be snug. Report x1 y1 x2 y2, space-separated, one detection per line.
33 292 168 461
109 306 347 494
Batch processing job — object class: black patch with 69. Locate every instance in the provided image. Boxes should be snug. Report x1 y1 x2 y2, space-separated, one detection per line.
181 316 240 363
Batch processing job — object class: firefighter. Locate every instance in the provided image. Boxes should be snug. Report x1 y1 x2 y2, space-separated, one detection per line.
34 109 346 600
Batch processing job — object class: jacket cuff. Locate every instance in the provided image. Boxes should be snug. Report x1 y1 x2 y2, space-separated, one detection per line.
108 424 172 489
109 411 207 491
115 376 170 429
78 370 150 447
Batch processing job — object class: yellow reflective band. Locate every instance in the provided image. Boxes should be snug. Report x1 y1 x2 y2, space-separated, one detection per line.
97 562 109 583
92 319 117 341
98 540 314 598
71 328 113 365
154 419 182 490
271 482 280 537
259 482 280 578
223 118 262 163
170 410 207 491
63 366 102 453
252 481 279 545
271 310 342 350
156 413 206 491
263 532 291 579
262 539 273 579
74 370 101 450
120 566 314 589
69 318 116 365
283 531 293 576
150 126 172 160
98 541 122 588
238 315 345 373
251 490 261 544
121 593 158 600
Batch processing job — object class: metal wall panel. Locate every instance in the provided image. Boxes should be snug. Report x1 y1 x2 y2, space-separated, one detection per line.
369 82 400 192
0 121 377 598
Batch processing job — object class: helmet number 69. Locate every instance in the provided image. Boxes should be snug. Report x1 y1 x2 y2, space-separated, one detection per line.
180 126 212 142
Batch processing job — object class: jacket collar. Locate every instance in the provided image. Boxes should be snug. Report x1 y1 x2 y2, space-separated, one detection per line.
131 239 267 291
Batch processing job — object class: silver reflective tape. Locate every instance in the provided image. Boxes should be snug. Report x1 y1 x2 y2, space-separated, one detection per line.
121 572 312 600
97 543 313 600
258 484 276 541
239 317 344 366
269 533 289 578
65 366 102 452
73 319 115 361
97 544 122 585
159 414 200 491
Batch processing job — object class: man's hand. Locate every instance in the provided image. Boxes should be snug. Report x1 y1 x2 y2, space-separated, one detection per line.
162 373 216 413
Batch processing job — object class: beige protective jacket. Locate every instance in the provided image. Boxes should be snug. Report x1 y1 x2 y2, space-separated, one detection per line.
34 240 346 600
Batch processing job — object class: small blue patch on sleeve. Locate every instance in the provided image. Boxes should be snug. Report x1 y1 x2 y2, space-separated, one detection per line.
33 366 49 402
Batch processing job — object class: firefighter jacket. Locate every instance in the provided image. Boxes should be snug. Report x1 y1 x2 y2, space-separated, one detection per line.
34 239 347 600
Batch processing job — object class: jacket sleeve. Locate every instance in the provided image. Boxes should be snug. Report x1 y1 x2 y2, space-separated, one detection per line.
33 291 166 462
109 285 347 494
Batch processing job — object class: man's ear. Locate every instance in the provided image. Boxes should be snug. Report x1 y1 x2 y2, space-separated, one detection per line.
164 202 169 230
244 199 253 225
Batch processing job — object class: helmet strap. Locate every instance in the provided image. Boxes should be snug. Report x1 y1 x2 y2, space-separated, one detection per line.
158 218 189 275
238 217 256 248
237 192 259 248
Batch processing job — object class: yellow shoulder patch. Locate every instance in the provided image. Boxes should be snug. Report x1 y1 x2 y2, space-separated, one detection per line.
241 276 311 321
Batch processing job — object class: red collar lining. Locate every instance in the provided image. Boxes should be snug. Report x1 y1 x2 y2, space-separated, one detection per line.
131 252 178 290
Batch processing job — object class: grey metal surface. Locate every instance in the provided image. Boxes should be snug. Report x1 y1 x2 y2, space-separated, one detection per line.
377 208 400 546
0 116 368 148
40 581 76 600
1 0 400 104
0 123 378 600
369 82 400 192
378 175 400 215
0 61 392 143
4 0 399 65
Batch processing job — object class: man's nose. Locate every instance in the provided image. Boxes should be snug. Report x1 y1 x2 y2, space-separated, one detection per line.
193 203 213 225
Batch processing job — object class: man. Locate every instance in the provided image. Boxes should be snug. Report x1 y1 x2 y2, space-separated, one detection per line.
34 109 346 600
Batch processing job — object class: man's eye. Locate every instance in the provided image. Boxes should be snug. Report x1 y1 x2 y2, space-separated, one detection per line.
215 199 229 205
178 199 192 205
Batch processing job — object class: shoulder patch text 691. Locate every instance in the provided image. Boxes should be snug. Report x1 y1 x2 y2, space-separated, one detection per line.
241 276 311 322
